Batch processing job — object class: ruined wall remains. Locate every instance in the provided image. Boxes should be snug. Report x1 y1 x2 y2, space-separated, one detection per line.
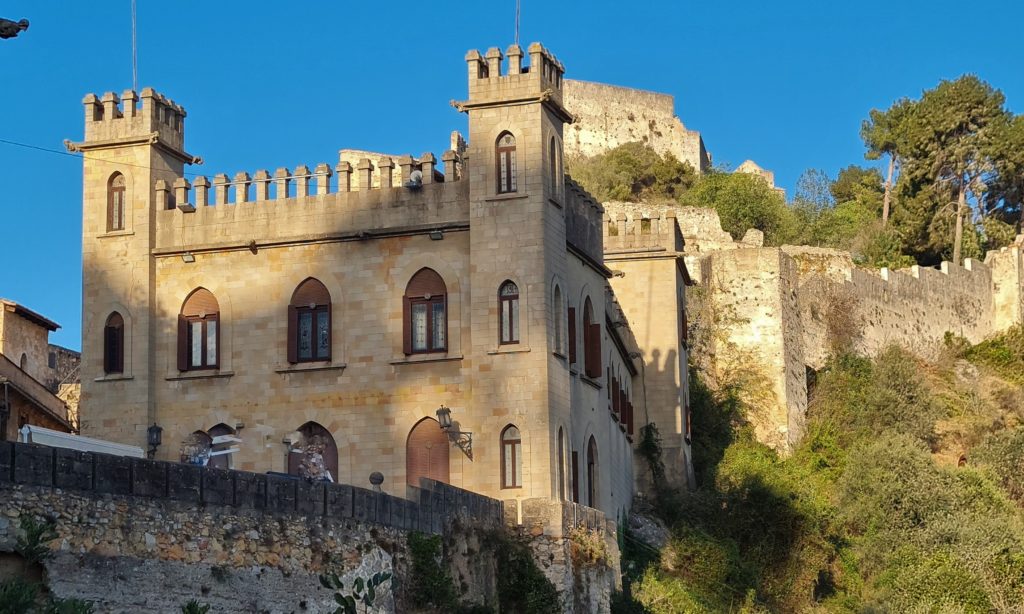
563 80 710 172
706 249 806 450
0 440 619 613
675 208 1024 452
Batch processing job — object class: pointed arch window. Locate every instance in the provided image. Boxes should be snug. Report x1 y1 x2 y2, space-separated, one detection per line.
404 268 447 354
587 435 599 508
501 425 522 489
549 137 556 194
288 278 331 363
583 297 602 378
496 132 517 194
107 173 126 232
178 288 219 371
557 427 567 500
499 280 520 345
103 312 125 374
553 285 564 354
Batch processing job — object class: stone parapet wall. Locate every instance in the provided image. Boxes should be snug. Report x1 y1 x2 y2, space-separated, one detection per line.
0 441 501 536
0 441 620 612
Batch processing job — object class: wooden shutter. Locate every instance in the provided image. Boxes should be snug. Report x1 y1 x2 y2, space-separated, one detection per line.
568 308 576 364
585 323 602 378
612 378 619 415
103 326 114 374
176 315 188 371
571 451 579 503
325 306 333 361
286 305 298 364
402 297 412 355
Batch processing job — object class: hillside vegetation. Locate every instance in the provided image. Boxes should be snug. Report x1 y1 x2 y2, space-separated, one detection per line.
615 327 1024 613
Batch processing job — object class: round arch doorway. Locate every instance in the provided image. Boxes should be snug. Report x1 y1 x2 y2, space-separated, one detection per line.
406 417 450 487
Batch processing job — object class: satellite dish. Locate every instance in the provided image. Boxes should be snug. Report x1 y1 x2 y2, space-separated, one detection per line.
404 170 423 190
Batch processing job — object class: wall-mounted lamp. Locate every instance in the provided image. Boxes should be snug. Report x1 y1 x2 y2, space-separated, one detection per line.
182 253 196 263
436 404 472 459
429 230 444 241
146 423 163 459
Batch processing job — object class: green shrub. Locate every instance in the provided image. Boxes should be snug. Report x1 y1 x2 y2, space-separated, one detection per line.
972 427 1024 504
493 535 559 614
0 579 38 614
406 532 457 610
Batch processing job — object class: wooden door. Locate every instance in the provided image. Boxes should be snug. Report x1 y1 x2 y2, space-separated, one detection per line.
407 418 450 486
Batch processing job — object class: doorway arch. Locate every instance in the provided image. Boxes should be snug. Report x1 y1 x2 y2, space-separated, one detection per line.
406 417 450 486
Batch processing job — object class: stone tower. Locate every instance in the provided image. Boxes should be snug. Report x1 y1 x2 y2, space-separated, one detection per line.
71 89 197 449
457 44 574 500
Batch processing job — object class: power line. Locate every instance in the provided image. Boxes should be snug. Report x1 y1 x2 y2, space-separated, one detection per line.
0 137 352 183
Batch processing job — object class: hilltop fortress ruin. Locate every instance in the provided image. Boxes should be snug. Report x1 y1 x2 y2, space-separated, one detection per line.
561 83 1024 451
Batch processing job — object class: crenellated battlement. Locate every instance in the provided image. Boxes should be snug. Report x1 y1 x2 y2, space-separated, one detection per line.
153 149 467 253
459 42 569 117
80 88 186 153
564 177 605 265
603 209 684 253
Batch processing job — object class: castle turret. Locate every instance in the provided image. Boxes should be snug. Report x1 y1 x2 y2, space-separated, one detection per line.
454 44 575 499
69 88 199 450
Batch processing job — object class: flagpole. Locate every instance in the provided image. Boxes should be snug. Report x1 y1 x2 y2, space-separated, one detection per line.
131 0 138 92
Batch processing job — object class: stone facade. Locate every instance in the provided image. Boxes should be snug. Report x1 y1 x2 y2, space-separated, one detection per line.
563 80 711 173
735 159 786 198
673 208 1024 452
71 42 693 527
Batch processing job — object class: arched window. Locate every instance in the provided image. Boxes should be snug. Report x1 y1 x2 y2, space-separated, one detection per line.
19 353 27 371
549 137 557 195
288 278 331 363
582 297 602 378
499 280 520 345
553 286 564 355
587 435 599 508
407 417 449 486
403 268 447 354
103 312 125 374
107 173 126 232
178 288 220 371
287 421 338 482
557 427 566 500
501 425 522 489
496 132 517 194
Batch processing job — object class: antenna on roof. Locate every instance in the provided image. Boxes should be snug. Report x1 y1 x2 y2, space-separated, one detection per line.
130 0 138 91
514 0 520 46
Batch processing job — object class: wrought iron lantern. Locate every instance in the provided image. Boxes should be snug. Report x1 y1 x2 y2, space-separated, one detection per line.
146 423 163 459
435 405 473 459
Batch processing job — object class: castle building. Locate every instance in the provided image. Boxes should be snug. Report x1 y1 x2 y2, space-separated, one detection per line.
71 43 694 519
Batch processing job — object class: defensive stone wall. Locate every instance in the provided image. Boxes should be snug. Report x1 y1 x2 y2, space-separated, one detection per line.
784 244 1022 369
0 440 618 612
563 79 711 172
673 208 1024 452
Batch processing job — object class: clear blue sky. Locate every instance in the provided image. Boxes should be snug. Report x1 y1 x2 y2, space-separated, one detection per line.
2 0 1021 351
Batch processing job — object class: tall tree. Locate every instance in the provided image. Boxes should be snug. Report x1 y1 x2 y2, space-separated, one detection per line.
861 98 912 226
905 76 1011 263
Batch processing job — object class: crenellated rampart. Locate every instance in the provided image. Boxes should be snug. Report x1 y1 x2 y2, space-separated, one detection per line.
565 177 605 264
152 151 468 254
80 89 188 156
603 209 683 253
620 205 1024 453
